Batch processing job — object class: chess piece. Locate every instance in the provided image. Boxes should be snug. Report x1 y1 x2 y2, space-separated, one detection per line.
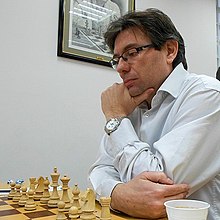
48 167 60 208
34 176 44 200
72 183 82 214
12 183 22 202
8 182 16 199
80 188 96 220
69 206 79 219
29 177 37 192
100 197 111 220
40 176 50 204
56 201 67 220
60 175 71 211
19 186 28 206
25 189 37 211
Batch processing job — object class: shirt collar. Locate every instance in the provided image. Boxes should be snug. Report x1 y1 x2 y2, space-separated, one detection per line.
159 63 188 98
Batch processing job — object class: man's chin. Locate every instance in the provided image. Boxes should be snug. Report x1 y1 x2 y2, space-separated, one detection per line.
128 89 142 97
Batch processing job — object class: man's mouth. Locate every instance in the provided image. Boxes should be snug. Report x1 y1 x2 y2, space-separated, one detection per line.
124 78 136 88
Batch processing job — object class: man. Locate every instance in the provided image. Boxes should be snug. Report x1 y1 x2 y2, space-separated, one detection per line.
88 8 220 220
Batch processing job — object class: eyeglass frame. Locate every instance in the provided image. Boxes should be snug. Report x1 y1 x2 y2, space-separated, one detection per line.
109 44 154 69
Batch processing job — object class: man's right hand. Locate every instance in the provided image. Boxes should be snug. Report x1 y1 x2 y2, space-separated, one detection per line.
110 171 189 219
101 83 155 120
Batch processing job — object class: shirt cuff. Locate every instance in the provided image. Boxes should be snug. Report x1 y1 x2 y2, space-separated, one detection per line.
108 118 139 156
95 179 122 201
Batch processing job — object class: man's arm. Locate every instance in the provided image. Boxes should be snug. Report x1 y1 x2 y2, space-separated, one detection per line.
101 82 220 195
111 172 189 219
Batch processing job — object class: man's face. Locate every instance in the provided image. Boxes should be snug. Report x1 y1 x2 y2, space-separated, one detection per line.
113 27 174 97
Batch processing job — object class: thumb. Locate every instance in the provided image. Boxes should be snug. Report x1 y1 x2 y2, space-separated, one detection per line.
132 88 155 106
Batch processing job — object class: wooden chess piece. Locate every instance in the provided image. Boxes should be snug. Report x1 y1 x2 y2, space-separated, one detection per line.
60 175 71 211
34 176 44 200
29 177 37 192
69 206 79 219
19 186 28 206
72 183 82 214
40 176 50 204
8 182 16 199
25 189 37 211
48 167 60 208
100 197 111 220
56 201 67 220
80 188 96 220
12 183 22 202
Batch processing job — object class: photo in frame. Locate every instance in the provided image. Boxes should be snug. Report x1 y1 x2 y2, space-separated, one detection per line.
57 0 135 67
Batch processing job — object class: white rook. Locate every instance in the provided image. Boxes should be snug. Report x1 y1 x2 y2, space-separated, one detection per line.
100 197 111 220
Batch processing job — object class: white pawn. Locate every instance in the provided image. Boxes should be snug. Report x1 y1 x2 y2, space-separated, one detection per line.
13 183 22 202
40 177 50 204
19 186 28 206
8 182 16 199
56 201 67 220
69 206 79 219
25 189 36 211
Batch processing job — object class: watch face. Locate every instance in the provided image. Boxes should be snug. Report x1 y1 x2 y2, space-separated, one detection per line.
106 119 119 130
106 118 120 131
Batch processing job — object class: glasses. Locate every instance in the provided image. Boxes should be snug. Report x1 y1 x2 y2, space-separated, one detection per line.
110 44 154 69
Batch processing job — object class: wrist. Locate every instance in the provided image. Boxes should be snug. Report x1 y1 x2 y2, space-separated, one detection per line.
110 183 123 212
105 114 127 121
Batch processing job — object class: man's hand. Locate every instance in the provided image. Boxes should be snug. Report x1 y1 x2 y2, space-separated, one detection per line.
101 83 154 120
111 172 189 219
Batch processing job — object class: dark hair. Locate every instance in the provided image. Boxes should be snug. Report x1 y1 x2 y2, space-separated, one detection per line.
104 8 188 70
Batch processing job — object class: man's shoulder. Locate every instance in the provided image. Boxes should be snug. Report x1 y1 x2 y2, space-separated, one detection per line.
187 73 220 92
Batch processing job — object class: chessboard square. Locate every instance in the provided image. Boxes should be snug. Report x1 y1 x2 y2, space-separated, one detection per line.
47 208 58 215
0 196 9 201
24 210 55 219
6 200 17 205
0 208 20 217
10 203 20 209
0 201 7 206
0 213 29 220
0 205 14 211
34 216 59 220
18 205 46 213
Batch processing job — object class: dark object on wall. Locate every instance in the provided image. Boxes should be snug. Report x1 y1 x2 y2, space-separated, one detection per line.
57 0 135 67
216 67 220 81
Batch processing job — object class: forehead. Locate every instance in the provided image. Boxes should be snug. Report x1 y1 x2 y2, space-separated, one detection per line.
114 27 150 53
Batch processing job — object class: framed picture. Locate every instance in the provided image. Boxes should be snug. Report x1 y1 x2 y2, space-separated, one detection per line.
57 0 135 67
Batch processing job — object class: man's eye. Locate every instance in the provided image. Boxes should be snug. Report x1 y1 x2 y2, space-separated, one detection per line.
128 49 138 57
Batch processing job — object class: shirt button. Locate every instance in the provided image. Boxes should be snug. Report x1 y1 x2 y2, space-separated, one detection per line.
145 114 149 117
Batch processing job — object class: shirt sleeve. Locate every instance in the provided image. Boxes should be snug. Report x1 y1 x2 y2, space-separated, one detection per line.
87 136 123 200
154 89 220 195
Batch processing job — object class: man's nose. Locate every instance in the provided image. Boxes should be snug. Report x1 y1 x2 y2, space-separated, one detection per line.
116 57 130 74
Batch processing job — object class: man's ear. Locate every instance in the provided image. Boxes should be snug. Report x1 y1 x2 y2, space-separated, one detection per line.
165 40 178 65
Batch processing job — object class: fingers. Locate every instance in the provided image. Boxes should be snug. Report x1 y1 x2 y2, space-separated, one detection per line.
138 171 174 185
163 183 189 197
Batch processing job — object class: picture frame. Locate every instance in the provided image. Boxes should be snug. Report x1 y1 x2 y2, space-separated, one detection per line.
57 0 135 67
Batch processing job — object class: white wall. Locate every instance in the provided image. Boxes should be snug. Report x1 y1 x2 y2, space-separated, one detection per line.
0 0 217 189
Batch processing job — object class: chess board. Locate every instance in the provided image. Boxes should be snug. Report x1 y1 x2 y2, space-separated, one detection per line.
0 194 130 220
0 194 168 220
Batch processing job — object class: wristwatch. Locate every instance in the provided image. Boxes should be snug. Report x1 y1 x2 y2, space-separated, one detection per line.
104 116 126 135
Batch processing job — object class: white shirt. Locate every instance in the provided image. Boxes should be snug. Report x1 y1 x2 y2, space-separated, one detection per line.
88 64 220 220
